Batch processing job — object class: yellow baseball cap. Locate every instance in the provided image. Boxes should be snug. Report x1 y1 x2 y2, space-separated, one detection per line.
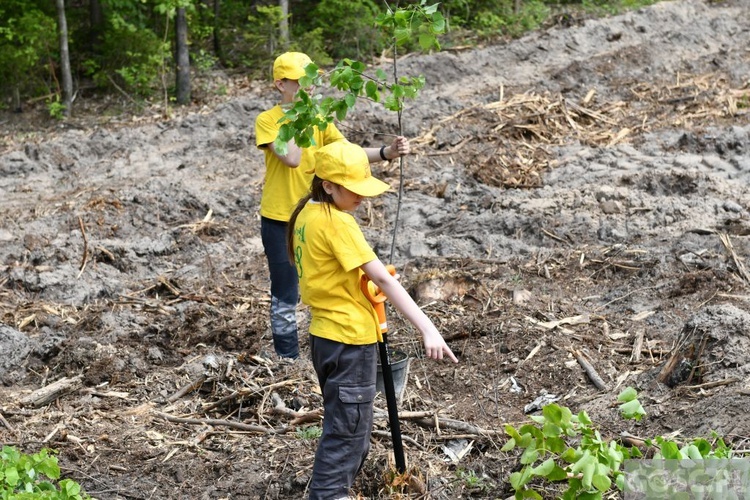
312 142 390 197
273 52 313 81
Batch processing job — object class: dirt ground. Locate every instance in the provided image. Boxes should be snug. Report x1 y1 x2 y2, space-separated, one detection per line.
2 0 750 498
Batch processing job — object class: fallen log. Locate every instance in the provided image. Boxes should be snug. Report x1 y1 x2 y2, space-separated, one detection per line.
20 375 84 408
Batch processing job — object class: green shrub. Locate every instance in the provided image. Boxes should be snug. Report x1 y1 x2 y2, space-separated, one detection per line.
0 446 92 500
502 388 733 499
309 0 385 60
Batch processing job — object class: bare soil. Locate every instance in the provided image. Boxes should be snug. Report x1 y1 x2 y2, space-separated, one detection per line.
2 0 750 498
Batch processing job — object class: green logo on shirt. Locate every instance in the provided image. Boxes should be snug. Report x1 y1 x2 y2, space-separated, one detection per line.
294 224 306 278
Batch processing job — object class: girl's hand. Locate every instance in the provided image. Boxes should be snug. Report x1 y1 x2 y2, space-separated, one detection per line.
422 329 459 363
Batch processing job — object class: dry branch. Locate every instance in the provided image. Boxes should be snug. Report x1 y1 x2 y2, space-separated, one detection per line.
153 410 283 434
572 350 608 391
718 232 750 283
165 374 207 403
271 392 323 425
77 216 88 279
19 375 84 408
631 328 645 363
0 411 15 432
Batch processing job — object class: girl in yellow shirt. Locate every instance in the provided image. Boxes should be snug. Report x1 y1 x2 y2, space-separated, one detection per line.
287 140 457 500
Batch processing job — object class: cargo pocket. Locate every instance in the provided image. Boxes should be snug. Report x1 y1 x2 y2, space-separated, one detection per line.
333 384 376 436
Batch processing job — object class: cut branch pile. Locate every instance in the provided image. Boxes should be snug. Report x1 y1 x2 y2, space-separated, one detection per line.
414 72 747 188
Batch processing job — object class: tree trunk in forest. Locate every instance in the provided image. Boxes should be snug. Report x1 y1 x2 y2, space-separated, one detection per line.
175 7 191 105
89 0 104 46
279 0 289 49
56 0 73 117
213 0 223 63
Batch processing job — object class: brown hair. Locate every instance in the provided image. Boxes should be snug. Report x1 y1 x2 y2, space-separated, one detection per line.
286 176 335 264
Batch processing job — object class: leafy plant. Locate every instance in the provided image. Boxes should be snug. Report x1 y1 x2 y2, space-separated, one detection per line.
0 446 91 500
502 388 732 499
295 425 322 440
47 97 66 120
272 0 445 156
456 467 487 490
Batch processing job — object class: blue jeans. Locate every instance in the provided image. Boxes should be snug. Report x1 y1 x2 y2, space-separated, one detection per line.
309 335 377 500
260 217 299 359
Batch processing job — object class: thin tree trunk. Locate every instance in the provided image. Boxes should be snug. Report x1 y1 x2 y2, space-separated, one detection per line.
89 0 104 47
213 0 223 63
279 0 289 49
55 0 73 116
175 7 191 105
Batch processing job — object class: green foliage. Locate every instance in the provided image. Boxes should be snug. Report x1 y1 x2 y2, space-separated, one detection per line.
310 0 384 60
377 1 446 52
238 5 289 77
47 98 67 120
456 468 487 490
502 388 733 499
581 0 658 16
0 4 57 99
98 21 169 96
0 446 91 500
0 0 673 109
617 386 646 421
273 1 442 155
295 425 322 440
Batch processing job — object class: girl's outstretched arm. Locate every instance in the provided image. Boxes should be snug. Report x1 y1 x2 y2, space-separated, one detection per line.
361 259 458 363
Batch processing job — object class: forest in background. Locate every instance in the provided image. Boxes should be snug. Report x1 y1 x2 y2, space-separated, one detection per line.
0 0 657 119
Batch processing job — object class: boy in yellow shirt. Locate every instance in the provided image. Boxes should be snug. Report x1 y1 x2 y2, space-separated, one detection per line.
255 52 409 359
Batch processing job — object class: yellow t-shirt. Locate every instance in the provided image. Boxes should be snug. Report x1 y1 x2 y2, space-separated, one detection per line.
293 201 379 345
255 105 345 222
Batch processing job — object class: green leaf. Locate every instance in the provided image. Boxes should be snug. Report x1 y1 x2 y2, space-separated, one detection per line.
693 438 711 457
304 63 319 79
577 411 592 426
542 404 563 425
531 458 556 476
618 399 646 421
505 424 522 442
375 69 388 81
520 447 539 465
546 436 567 454
344 93 356 108
4 467 19 487
365 81 380 101
423 3 439 15
394 27 411 45
592 464 611 491
334 102 348 121
617 387 638 403
682 444 703 460
520 490 543 499
418 33 435 51
581 459 595 490
384 95 401 111
431 11 446 34
548 464 568 481
501 438 517 452
660 440 681 459
277 123 294 143
542 422 562 439
510 467 533 490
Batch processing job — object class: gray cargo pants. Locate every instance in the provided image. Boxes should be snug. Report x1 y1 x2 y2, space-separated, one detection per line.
309 335 377 500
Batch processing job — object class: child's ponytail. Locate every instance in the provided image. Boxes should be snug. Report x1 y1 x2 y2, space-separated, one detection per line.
286 175 334 265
